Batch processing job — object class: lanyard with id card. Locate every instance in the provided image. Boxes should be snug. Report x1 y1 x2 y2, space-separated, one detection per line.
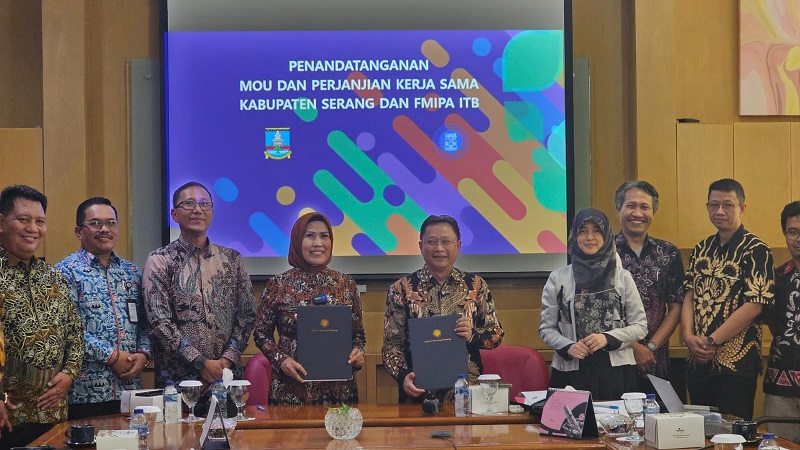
118 280 140 323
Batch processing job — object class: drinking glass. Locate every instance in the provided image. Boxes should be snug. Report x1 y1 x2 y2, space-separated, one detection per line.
477 374 501 415
179 380 204 422
618 392 646 442
228 380 252 421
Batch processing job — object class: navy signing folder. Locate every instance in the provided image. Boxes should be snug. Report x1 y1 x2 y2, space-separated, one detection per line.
297 305 353 382
408 314 468 390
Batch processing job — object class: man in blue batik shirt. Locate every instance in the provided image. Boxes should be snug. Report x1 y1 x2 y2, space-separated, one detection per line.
56 197 151 420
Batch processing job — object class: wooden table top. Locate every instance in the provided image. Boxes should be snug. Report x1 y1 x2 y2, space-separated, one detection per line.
25 404 800 449
31 419 605 450
235 403 537 429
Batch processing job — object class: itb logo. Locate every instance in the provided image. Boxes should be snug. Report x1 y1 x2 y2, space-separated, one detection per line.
433 124 469 159
265 127 291 160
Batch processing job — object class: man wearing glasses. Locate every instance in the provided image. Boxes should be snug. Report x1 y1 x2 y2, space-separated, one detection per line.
0 185 84 448
681 178 774 419
763 201 800 440
56 197 151 419
382 214 504 403
143 182 255 399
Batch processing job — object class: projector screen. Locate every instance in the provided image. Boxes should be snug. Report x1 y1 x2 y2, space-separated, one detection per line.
161 0 572 277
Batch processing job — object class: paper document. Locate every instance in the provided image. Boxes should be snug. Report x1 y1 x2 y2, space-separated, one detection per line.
519 390 548 406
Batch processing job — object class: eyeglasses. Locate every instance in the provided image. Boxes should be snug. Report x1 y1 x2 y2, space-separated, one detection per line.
82 219 119 231
423 239 457 248
176 200 214 211
5 215 46 227
706 202 739 213
785 229 800 241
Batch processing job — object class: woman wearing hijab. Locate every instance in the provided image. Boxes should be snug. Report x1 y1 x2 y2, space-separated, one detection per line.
539 208 647 399
253 212 366 405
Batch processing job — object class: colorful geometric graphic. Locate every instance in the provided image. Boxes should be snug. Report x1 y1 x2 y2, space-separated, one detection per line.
166 30 567 258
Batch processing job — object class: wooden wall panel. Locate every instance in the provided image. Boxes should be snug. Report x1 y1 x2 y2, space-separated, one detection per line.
572 0 632 215
676 124 733 248
0 128 44 189
42 0 87 263
633 1 678 244
0 0 42 128
733 123 791 246
674 0 739 124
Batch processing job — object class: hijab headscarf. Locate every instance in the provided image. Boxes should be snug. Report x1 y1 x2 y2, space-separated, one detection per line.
569 208 616 293
288 211 333 274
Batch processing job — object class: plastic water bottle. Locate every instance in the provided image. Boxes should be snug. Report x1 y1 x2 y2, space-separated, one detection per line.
212 378 228 418
454 374 470 417
643 393 660 424
758 432 780 450
163 380 180 424
130 407 149 449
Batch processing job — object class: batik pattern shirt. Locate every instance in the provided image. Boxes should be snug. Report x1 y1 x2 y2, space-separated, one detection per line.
254 267 366 405
143 237 255 387
685 226 774 376
764 260 800 397
56 248 151 405
0 247 84 425
616 233 685 380
382 265 504 386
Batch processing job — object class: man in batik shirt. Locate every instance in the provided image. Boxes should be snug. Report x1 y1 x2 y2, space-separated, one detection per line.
382 214 504 403
681 178 774 420
144 182 255 390
56 197 151 419
0 185 84 448
763 201 800 440
614 181 684 395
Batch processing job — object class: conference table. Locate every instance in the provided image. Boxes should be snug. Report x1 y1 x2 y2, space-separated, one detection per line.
27 404 800 449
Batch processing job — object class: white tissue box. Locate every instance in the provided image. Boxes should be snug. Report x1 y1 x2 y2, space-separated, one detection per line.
469 385 509 414
96 429 138 450
644 412 705 449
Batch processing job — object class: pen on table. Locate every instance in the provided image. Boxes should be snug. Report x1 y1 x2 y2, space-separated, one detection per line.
257 405 266 411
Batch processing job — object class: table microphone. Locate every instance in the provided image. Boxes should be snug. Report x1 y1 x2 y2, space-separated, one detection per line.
422 398 439 415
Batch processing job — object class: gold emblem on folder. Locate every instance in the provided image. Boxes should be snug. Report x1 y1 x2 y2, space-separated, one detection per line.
320 319 329 328
432 329 442 338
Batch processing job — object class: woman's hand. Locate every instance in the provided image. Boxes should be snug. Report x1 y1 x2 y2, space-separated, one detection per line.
280 357 307 382
580 333 608 353
568 341 591 360
348 348 364 369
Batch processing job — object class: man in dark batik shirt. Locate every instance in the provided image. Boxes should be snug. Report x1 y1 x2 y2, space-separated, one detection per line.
382 215 504 403
681 178 774 420
614 181 684 395
763 201 800 440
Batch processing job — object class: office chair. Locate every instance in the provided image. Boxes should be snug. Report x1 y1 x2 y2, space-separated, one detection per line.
479 345 549 401
244 352 272 406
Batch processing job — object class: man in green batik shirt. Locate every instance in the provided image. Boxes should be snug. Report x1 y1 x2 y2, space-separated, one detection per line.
0 185 84 449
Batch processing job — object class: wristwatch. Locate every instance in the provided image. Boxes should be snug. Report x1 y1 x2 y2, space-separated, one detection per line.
0 392 7 404
706 335 718 346
193 356 207 371
645 341 657 352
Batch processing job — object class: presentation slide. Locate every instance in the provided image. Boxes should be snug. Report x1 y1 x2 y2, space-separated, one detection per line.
162 1 571 275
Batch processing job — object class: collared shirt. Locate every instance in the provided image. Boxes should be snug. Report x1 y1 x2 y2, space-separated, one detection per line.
56 248 151 405
764 259 800 397
143 236 255 387
0 246 84 425
684 225 774 376
382 265 504 386
616 233 685 379
254 267 366 405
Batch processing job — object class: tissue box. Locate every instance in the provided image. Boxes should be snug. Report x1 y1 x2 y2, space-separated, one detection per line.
96 429 138 450
121 389 163 416
644 412 705 449
469 385 509 414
